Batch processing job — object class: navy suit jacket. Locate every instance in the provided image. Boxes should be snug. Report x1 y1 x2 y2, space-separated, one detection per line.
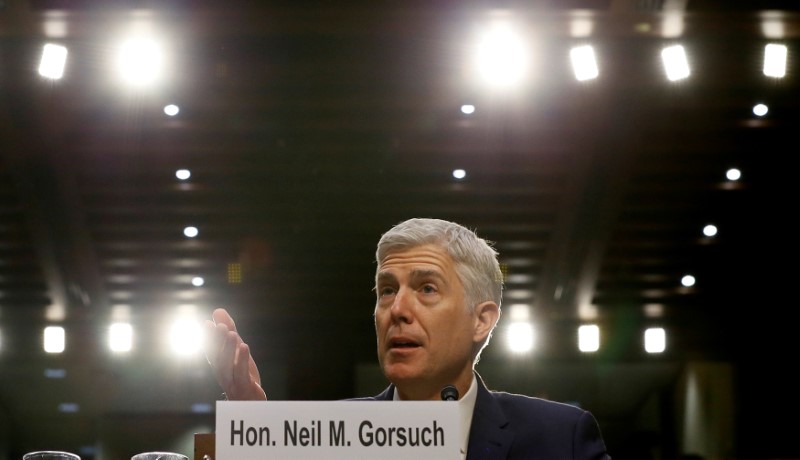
367 373 611 460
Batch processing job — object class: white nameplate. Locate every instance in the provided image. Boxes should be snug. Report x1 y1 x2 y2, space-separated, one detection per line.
216 400 459 460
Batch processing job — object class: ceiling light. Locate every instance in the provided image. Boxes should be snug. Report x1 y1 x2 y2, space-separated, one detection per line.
507 322 534 353
109 322 133 352
169 317 204 356
661 44 690 81
164 104 180 116
763 43 787 78
753 103 768 117
44 326 65 353
474 22 528 88
191 276 205 287
681 275 696 287
570 45 599 81
726 168 741 181
702 224 718 237
452 169 466 180
39 43 68 79
175 169 191 180
578 324 600 352
183 226 199 238
644 327 666 353
116 37 164 87
460 104 476 115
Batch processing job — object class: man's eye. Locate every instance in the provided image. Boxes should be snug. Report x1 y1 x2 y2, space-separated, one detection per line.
421 284 437 294
379 287 396 296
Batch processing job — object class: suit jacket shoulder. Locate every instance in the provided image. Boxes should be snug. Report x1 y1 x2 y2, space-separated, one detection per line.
468 375 611 460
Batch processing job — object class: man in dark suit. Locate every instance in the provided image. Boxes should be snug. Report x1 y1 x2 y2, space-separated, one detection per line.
206 217 611 459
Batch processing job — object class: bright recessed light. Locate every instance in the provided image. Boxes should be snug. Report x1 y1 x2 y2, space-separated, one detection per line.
460 104 476 115
661 44 690 81
578 324 600 352
753 103 768 117
44 326 65 353
191 276 205 287
452 169 467 179
183 226 198 238
507 322 534 353
39 43 68 79
764 43 787 78
726 168 742 181
570 45 599 81
109 322 133 352
169 318 204 356
644 327 666 353
702 224 718 237
164 104 180 116
475 22 528 88
117 37 164 86
681 275 696 287
175 169 191 180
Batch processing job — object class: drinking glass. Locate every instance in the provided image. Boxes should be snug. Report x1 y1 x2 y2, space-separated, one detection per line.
131 453 188 460
23 452 80 460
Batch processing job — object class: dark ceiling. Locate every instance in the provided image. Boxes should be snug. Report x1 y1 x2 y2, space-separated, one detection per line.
0 1 798 458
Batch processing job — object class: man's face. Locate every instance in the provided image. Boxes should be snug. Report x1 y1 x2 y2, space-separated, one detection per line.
374 244 478 398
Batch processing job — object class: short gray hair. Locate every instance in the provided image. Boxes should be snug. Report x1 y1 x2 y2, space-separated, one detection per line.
376 218 503 311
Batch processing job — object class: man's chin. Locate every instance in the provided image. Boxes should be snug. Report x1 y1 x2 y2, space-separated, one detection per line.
382 363 422 384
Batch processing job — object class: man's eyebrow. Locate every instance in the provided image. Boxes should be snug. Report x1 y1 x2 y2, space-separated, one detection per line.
409 269 446 282
375 272 397 284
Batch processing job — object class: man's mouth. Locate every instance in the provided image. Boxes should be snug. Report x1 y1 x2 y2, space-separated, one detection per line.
390 339 420 349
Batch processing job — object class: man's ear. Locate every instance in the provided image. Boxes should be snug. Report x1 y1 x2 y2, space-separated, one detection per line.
473 301 500 343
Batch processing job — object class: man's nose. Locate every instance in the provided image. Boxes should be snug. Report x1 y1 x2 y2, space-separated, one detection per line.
390 287 414 323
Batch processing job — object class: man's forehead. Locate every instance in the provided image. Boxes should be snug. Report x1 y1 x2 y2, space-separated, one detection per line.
377 244 455 274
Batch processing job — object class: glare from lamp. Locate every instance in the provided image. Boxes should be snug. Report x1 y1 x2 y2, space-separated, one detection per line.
183 226 199 238
681 274 696 287
507 322 534 353
703 224 718 237
44 326 65 353
175 169 191 180
169 317 204 356
39 43 68 80
452 169 467 180
109 322 133 352
474 22 528 88
726 168 741 181
460 104 476 115
578 324 600 352
661 45 690 81
116 37 164 86
644 327 666 353
164 104 180 116
753 103 768 117
191 276 205 287
570 45 599 81
763 44 787 78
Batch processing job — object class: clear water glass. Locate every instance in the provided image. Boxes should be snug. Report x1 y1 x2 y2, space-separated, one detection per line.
23 452 80 460
131 453 189 460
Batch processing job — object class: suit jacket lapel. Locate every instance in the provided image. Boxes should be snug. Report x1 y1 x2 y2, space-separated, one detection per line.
466 374 514 460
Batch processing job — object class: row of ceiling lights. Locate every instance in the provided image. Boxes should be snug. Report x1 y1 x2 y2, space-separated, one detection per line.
4 21 780 362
